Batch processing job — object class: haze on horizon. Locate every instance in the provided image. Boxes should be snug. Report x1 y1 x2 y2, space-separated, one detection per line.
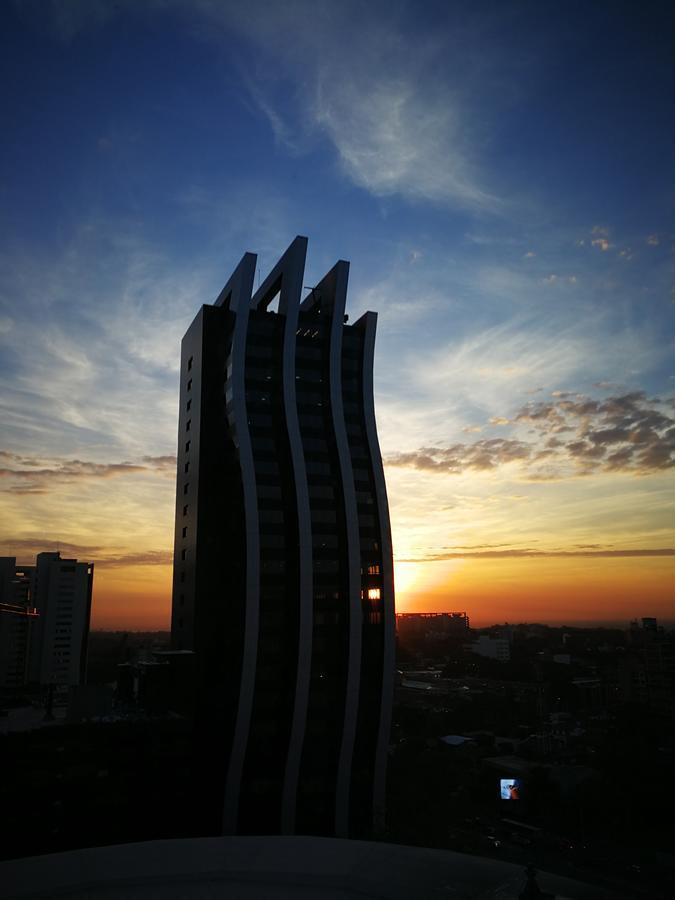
1 1 673 630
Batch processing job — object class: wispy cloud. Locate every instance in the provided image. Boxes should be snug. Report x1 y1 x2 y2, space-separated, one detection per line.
400 547 675 562
0 535 172 568
0 451 175 494
179 1 504 212
312 70 498 211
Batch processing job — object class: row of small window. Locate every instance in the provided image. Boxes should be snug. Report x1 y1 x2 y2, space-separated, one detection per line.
185 356 194 418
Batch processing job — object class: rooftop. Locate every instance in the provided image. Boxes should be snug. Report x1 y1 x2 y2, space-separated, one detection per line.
0 835 621 899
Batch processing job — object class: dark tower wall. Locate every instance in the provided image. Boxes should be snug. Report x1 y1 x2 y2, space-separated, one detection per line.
170 237 395 838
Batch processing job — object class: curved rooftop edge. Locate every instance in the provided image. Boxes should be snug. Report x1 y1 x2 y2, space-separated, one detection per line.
0 835 623 900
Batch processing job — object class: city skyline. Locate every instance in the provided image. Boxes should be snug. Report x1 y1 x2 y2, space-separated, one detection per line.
1 2 673 630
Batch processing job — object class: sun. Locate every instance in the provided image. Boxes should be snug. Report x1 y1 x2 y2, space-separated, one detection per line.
393 560 419 599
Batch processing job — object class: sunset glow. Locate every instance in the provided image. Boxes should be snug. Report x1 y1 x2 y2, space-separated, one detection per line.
1 3 673 629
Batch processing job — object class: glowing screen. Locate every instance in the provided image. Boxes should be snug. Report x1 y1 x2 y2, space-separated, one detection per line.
500 778 521 800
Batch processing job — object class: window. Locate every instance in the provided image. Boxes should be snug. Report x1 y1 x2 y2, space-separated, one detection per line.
367 564 380 575
187 356 193 371
183 504 188 516
187 378 192 391
182 526 187 538
185 440 191 452
179 595 185 607
187 399 192 411
181 549 187 560
178 617 184 628
183 483 189 495
368 588 381 601
184 462 189 473
180 572 185 583
186 419 191 431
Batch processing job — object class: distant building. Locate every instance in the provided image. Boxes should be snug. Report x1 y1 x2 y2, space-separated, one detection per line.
397 612 470 640
171 238 395 838
470 634 511 662
31 552 93 686
0 558 38 687
622 617 674 715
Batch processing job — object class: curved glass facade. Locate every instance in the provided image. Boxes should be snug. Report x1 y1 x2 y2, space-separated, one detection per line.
171 238 394 838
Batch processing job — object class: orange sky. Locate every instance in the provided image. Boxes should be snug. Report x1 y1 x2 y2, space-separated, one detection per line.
86 553 675 631
1 449 673 631
395 556 675 627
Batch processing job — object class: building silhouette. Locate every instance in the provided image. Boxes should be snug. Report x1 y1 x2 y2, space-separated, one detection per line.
171 237 395 838
0 558 38 688
397 611 470 640
0 553 93 688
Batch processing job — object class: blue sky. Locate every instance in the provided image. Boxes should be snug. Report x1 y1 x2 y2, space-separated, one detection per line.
1 1 673 626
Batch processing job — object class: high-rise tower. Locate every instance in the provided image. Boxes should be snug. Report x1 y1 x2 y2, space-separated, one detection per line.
171 237 394 838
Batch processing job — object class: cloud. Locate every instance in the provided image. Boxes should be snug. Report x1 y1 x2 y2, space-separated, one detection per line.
386 390 675 478
387 438 532 474
0 538 105 560
646 234 660 246
174 1 504 211
514 390 675 474
96 550 173 568
0 536 172 568
312 70 499 211
142 455 178 471
0 452 175 494
588 226 611 252
399 547 675 562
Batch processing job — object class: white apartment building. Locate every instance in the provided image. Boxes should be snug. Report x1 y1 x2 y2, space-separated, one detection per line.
470 634 511 662
27 552 94 686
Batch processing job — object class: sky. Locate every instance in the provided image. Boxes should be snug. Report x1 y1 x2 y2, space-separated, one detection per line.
1 0 673 629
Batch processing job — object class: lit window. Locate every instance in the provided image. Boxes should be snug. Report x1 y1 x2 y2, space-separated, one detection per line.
367 565 380 575
368 588 381 601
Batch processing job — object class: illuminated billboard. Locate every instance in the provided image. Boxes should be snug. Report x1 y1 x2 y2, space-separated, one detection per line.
500 778 521 800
